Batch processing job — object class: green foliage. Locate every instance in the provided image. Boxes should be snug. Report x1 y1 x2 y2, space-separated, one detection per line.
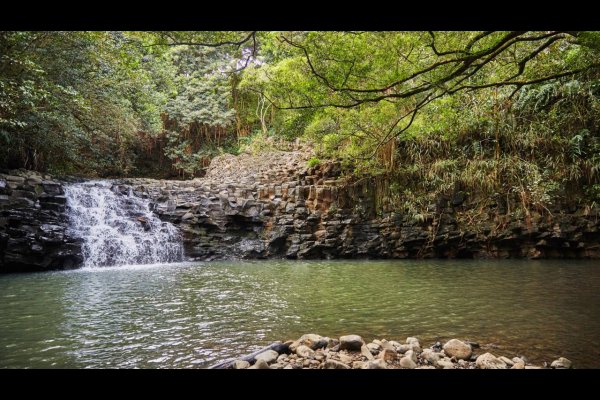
307 157 321 168
2 29 599 213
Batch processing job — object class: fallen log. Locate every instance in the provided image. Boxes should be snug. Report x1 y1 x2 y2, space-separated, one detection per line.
208 341 290 369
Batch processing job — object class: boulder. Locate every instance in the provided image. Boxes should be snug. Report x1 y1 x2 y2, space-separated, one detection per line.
339 335 364 351
254 349 278 364
443 339 472 360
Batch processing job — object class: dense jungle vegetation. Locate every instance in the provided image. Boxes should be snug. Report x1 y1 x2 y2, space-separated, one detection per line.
1 31 599 216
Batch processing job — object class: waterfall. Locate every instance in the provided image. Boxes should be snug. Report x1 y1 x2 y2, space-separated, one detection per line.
64 181 183 267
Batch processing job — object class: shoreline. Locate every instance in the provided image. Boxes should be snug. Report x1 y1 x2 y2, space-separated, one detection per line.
213 334 573 370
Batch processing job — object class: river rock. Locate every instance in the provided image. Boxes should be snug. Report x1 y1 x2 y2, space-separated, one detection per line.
443 339 472 360
399 356 417 369
362 359 387 369
249 359 270 369
406 337 420 346
551 357 572 369
421 349 441 365
366 343 381 355
295 345 315 358
339 335 364 351
322 359 351 369
437 359 454 369
378 348 397 362
289 333 325 352
511 362 525 369
233 360 250 369
404 349 417 363
499 356 514 366
361 345 375 360
254 349 279 364
476 353 507 369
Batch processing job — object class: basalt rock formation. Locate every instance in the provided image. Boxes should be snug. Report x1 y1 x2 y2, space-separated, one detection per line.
0 170 82 272
1 150 599 272
121 150 600 261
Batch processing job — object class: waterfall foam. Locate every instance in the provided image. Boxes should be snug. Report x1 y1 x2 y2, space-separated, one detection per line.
64 181 183 267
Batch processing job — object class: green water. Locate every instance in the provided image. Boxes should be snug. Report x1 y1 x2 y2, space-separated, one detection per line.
0 260 599 368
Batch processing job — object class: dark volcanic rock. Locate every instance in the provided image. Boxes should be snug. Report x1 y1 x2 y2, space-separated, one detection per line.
3 149 600 272
0 170 82 272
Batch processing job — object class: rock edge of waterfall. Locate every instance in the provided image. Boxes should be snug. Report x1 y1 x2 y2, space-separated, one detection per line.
217 334 573 370
2 149 600 272
0 169 82 272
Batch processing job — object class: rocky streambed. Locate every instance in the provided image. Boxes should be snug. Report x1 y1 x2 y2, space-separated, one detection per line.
216 334 573 370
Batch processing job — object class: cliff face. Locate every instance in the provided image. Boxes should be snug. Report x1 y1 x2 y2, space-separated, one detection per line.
122 151 600 261
1 152 599 273
0 170 82 272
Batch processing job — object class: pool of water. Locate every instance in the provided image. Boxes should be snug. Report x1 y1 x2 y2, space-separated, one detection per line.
0 260 599 368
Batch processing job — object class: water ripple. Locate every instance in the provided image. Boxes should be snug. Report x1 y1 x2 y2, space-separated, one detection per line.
0 259 599 368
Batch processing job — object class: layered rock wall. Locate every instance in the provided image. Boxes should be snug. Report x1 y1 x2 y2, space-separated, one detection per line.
2 151 599 273
122 151 600 261
0 170 82 272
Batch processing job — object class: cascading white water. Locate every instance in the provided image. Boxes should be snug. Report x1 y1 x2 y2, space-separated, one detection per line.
64 181 183 267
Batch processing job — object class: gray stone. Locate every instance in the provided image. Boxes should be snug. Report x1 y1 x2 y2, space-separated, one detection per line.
322 359 351 369
399 356 417 369
551 357 572 369
338 353 353 364
421 349 441 365
339 335 364 351
181 212 194 220
289 333 324 352
404 349 417 363
378 348 397 362
249 359 270 369
476 353 507 369
366 343 381 354
295 345 315 358
406 337 420 346
361 345 375 360
362 359 388 369
499 356 514 366
437 359 455 369
233 360 250 369
396 344 411 354
443 339 472 360
254 349 278 364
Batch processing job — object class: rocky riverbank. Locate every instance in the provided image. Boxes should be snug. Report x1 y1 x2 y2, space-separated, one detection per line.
217 334 573 370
